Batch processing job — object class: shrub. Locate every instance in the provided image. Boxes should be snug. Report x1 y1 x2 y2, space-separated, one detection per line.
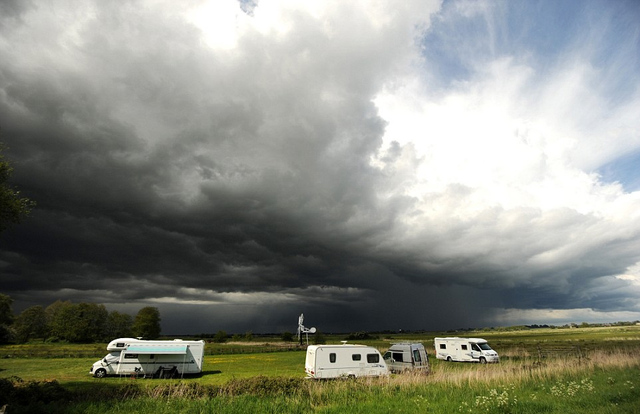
221 376 306 397
0 376 72 405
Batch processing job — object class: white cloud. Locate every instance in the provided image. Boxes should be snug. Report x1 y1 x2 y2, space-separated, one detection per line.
494 308 640 326
374 56 639 214
186 0 249 50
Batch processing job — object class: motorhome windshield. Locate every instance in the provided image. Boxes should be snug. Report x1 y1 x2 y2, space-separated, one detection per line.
476 343 492 351
103 352 120 362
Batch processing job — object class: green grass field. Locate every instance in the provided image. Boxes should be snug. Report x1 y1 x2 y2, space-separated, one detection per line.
1 326 639 413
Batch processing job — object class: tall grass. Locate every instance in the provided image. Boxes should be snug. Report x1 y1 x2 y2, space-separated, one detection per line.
3 348 638 413
2 328 639 413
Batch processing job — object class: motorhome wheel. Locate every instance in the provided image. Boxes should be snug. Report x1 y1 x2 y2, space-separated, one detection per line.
94 368 107 378
479 357 487 364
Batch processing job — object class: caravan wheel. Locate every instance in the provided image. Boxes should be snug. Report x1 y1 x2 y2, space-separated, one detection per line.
94 368 107 378
446 356 452 362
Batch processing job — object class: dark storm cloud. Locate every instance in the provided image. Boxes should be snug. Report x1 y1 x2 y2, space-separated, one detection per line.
1 0 640 333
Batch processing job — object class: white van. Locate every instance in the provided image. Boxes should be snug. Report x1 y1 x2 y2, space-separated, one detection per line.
90 337 205 378
305 343 388 379
434 337 499 363
383 342 430 373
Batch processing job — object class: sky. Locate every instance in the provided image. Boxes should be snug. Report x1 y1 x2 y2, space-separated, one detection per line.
1 0 640 335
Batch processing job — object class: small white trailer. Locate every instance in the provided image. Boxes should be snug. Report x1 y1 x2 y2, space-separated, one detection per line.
90 337 205 378
383 342 430 373
434 337 499 363
305 343 388 379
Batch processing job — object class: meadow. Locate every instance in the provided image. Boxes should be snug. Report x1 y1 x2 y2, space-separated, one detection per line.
1 325 639 413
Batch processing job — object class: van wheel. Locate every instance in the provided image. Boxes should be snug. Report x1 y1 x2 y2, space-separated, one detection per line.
446 357 452 362
479 357 487 364
94 368 107 378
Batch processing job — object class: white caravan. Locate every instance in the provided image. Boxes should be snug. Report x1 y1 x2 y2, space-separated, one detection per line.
90 338 205 378
305 343 389 379
434 337 499 363
383 343 430 373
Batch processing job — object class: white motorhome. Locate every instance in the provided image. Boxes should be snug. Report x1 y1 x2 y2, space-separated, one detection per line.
434 337 499 363
90 338 205 378
305 343 388 379
383 342 430 373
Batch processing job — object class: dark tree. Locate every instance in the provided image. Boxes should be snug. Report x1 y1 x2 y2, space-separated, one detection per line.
313 330 326 345
104 311 133 339
13 305 47 343
213 330 228 343
45 300 72 339
132 307 161 339
0 293 13 343
47 301 108 342
0 145 35 233
281 331 294 342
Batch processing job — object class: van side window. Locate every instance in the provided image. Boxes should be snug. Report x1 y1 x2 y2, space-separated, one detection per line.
330 353 336 363
352 354 361 361
439 344 446 349
392 352 403 362
367 353 380 363
461 345 468 350
413 350 421 362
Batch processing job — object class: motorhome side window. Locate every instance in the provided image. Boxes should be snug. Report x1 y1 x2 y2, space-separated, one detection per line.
461 345 468 350
367 353 380 363
352 354 361 361
124 354 138 359
439 344 446 349
329 353 336 363
116 343 125 348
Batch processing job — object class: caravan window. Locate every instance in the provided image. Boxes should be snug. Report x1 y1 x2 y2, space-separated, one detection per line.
461 345 468 350
329 353 336 363
439 344 446 350
352 354 362 361
413 350 421 362
116 343 125 348
392 352 404 362
367 353 380 363
124 354 138 359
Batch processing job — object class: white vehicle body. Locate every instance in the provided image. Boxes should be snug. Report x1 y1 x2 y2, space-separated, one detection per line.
383 342 430 373
90 338 205 378
305 344 389 379
434 337 499 363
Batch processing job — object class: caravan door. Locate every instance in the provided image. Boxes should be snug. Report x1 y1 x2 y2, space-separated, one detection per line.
411 345 428 368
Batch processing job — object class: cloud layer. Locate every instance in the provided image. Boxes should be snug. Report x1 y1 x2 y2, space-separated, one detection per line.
1 0 639 333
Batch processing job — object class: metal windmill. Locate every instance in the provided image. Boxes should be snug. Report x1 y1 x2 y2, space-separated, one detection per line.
297 313 316 345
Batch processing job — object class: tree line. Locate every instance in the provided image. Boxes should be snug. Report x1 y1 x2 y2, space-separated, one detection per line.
0 293 161 343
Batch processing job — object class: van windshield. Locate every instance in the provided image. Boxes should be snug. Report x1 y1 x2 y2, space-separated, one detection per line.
477 343 492 351
104 352 120 362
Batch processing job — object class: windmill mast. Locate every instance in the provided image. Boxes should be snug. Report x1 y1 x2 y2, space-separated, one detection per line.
297 313 316 346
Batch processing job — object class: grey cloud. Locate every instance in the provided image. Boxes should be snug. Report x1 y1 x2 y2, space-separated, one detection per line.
1 0 639 332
